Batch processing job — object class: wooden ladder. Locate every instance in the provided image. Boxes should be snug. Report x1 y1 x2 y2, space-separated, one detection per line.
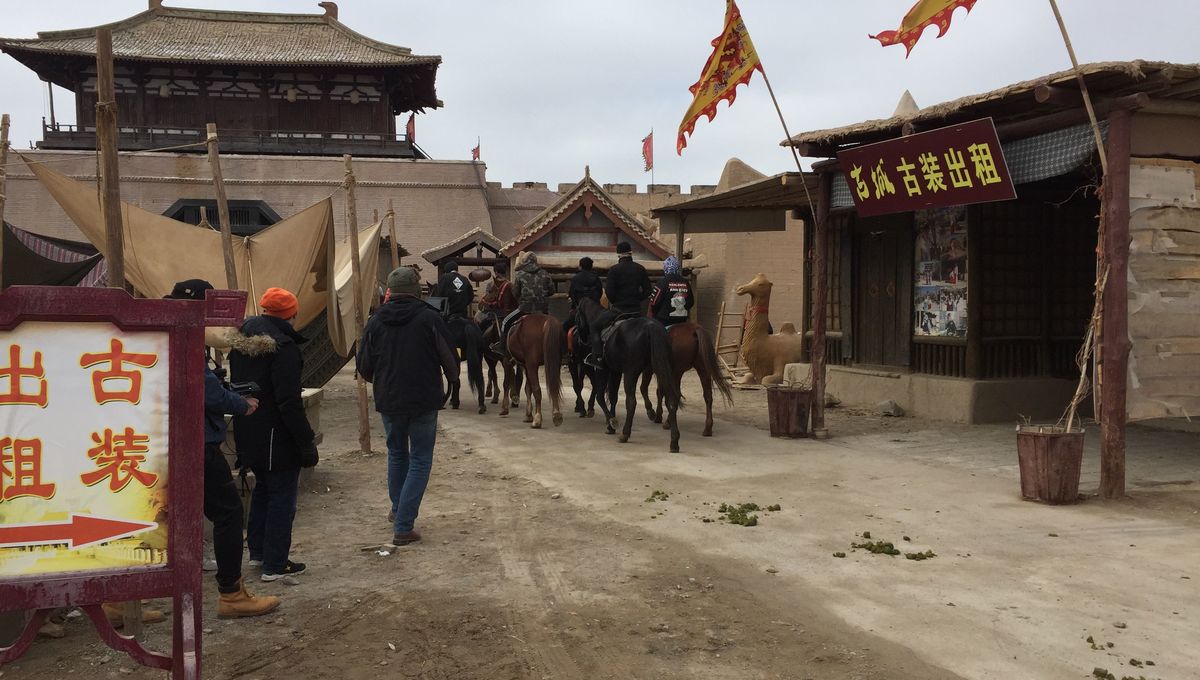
714 301 753 385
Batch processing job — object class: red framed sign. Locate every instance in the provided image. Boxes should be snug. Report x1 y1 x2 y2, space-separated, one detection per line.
0 286 245 679
837 117 1017 217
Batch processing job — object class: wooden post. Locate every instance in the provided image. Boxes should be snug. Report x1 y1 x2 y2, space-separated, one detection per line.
95 28 125 290
1047 0 1108 174
965 206 982 378
675 212 686 259
387 199 400 269
206 123 238 289
0 113 9 288
344 155 372 454
1099 109 1132 499
810 173 831 437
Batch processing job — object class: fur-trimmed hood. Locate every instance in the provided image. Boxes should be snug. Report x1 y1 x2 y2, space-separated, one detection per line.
227 315 307 356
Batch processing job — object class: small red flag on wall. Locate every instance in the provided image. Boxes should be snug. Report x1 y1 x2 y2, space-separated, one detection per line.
471 142 481 161
642 131 654 172
406 114 416 142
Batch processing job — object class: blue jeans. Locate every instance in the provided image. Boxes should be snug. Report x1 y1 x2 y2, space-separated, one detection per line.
246 466 300 573
382 411 438 534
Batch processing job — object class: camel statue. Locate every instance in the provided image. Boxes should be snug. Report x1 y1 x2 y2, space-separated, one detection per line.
734 273 806 385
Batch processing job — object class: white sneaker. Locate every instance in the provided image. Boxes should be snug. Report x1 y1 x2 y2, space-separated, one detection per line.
248 559 263 568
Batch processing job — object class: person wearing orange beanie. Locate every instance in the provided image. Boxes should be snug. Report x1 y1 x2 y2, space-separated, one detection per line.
227 286 316 582
259 287 299 320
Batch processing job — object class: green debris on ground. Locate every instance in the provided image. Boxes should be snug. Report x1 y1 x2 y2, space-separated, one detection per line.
832 552 846 558
852 539 901 556
717 502 761 526
766 504 782 512
861 531 872 539
645 490 670 503
904 550 937 561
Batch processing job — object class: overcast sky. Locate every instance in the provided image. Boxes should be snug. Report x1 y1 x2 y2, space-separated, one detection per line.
1 0 1196 189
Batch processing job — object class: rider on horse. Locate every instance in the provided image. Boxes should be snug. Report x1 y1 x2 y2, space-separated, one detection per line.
492 252 554 355
648 255 694 327
432 260 474 319
478 261 517 343
565 256 602 339
584 241 651 368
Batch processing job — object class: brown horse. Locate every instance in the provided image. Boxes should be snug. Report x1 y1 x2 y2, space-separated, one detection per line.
640 322 733 437
502 312 564 428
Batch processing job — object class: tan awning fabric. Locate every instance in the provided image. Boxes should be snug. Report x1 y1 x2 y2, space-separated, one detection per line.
305 221 382 357
26 157 337 338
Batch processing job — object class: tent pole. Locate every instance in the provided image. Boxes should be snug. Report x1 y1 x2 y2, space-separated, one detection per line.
0 113 10 289
206 123 238 289
387 199 400 269
344 155 372 455
95 28 126 291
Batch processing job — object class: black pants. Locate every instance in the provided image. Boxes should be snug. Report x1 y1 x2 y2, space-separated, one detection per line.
204 443 245 594
246 466 301 574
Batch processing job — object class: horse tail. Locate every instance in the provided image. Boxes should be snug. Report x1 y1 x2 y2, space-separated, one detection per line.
543 315 564 412
464 320 485 398
648 322 680 404
694 323 733 406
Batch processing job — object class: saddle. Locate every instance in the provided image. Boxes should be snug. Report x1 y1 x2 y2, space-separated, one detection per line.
600 314 639 345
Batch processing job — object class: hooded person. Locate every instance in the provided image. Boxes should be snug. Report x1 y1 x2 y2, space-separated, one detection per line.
431 260 475 318
649 255 694 326
492 252 554 355
227 286 317 582
357 267 460 546
165 279 281 617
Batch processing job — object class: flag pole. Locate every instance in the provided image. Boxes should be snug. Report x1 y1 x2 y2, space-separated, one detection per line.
650 127 655 189
1047 0 1107 175
758 70 815 208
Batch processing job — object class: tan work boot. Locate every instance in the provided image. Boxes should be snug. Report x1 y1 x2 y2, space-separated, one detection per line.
218 579 281 619
102 602 166 628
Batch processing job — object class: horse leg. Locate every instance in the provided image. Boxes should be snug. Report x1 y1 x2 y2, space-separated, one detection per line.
498 360 511 416
619 370 637 444
528 362 544 428
667 391 681 453
487 356 498 403
450 373 461 409
586 367 597 418
605 372 619 435
640 368 659 423
512 366 523 408
570 359 586 416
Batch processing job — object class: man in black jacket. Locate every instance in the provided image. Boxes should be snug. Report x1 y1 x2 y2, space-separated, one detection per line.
167 279 281 617
358 266 460 547
649 255 694 326
568 257 603 308
228 287 317 583
585 242 651 368
432 260 474 318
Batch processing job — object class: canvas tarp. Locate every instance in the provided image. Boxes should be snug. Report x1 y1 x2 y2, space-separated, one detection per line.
2 221 102 287
23 159 397 357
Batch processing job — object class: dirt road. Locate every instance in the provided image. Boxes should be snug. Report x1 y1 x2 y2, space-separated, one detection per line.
7 370 961 680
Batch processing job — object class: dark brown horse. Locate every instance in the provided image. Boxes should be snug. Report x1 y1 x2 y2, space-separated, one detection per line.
503 312 564 428
640 322 733 437
603 317 680 452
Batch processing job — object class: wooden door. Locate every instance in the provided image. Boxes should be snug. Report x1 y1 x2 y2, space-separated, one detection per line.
854 214 913 368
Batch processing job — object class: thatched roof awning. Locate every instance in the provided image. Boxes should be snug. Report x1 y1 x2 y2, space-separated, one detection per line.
652 172 818 234
786 60 1200 153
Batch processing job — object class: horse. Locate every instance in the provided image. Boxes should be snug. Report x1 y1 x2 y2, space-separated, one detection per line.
639 322 733 437
480 316 522 407
443 315 487 414
564 297 610 419
602 317 681 452
503 312 564 429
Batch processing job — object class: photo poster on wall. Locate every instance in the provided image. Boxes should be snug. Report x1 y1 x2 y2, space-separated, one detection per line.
914 206 968 337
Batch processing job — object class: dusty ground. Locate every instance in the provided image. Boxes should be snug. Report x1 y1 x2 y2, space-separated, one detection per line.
5 367 1196 680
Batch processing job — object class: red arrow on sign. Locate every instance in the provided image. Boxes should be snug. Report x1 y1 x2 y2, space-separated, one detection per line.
0 514 157 550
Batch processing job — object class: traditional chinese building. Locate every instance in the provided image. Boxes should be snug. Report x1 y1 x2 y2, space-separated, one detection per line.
657 61 1200 432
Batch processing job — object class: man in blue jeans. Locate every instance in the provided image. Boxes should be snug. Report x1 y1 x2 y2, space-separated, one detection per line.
357 266 460 546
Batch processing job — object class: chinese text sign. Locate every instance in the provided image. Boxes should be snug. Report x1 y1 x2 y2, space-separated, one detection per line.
0 322 169 578
838 118 1016 218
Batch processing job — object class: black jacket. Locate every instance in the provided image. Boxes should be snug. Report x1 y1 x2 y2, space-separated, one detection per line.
604 256 651 314
205 367 249 445
568 270 603 308
357 296 460 417
228 315 316 472
649 272 695 325
433 271 474 317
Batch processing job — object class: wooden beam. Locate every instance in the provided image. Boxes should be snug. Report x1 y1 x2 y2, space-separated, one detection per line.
995 92 1149 140
206 123 238 289
95 28 125 290
386 199 400 269
0 113 9 288
344 155 372 455
1141 99 1200 118
790 141 837 158
1099 108 1132 500
1034 84 1082 106
810 172 832 438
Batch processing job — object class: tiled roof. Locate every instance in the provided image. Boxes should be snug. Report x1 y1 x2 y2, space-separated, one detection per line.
420 226 503 265
501 174 670 258
0 5 441 68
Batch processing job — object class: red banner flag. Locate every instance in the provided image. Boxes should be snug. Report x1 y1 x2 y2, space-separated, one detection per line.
406 113 416 142
642 132 654 172
676 0 763 154
871 0 978 57
471 143 480 161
